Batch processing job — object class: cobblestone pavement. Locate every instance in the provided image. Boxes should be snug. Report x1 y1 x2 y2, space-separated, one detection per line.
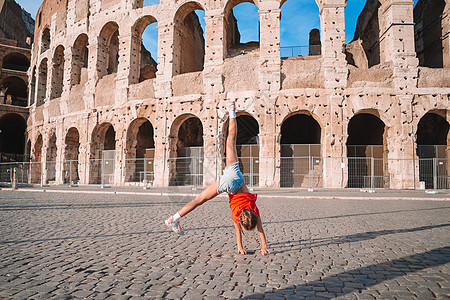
0 189 449 299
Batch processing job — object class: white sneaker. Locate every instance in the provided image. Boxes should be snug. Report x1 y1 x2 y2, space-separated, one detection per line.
164 216 184 234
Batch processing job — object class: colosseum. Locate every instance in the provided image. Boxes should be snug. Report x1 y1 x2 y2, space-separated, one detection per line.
25 0 449 190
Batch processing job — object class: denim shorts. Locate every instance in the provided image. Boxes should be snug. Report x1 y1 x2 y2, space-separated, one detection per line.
217 162 245 195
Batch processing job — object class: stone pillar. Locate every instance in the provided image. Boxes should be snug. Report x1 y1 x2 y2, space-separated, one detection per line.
154 21 174 98
152 104 170 186
203 10 225 96
115 33 133 105
258 5 281 92
379 0 418 89
85 38 100 109
115 130 127 185
321 1 348 90
60 47 74 116
322 95 346 188
55 122 65 184
443 4 450 68
258 99 278 187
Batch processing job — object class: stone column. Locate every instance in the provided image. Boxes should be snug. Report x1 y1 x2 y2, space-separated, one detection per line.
258 5 281 92
85 38 100 109
322 95 346 188
60 47 74 115
443 4 450 68
115 33 134 105
379 0 418 89
321 1 348 90
203 10 225 96
258 99 278 187
154 21 174 98
55 121 65 184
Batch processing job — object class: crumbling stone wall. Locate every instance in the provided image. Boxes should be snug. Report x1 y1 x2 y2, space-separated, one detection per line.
27 0 450 189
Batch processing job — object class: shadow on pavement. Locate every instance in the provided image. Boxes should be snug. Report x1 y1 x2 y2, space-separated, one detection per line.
269 223 450 254
242 246 450 299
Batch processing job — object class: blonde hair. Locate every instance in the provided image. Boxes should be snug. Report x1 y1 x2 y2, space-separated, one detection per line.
238 209 260 246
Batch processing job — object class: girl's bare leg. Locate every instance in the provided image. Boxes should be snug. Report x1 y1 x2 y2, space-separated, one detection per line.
226 104 239 167
177 181 219 217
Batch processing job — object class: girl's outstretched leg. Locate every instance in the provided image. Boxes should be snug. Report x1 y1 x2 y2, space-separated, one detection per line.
226 102 239 167
164 182 219 234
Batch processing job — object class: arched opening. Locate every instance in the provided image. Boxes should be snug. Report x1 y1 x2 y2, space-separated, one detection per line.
225 1 260 57
32 135 43 184
280 0 320 57
46 133 57 183
414 0 446 68
348 0 381 68
37 58 48 106
90 123 116 184
0 113 26 162
416 112 449 189
280 114 322 187
51 45 65 99
0 76 28 107
41 28 50 54
169 115 203 186
173 2 205 75
64 127 80 184
347 113 388 188
131 16 158 83
2 53 30 71
97 22 120 80
30 66 36 106
125 118 155 183
71 34 89 86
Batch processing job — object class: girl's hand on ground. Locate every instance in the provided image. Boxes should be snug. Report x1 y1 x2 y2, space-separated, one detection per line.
238 248 247 255
259 247 270 256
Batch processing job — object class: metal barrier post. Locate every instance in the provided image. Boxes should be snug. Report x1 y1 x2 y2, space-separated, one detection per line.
12 167 17 189
250 157 254 190
309 156 312 189
433 157 437 191
101 157 105 187
143 158 147 184
371 157 375 190
193 157 197 190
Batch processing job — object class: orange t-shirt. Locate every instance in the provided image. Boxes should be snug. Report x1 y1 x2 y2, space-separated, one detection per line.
229 193 260 224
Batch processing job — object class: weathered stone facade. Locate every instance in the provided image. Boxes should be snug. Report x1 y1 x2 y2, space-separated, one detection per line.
0 0 33 162
27 0 450 188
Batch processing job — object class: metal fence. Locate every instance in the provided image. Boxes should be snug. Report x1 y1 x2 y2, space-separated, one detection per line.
1 156 449 190
280 45 321 57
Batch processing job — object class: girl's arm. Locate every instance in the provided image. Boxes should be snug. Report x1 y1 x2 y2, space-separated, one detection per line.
256 216 270 255
234 222 247 254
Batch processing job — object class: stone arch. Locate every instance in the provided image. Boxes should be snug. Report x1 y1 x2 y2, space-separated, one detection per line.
131 15 158 83
280 0 321 57
97 22 120 79
280 112 322 187
37 58 48 106
32 134 43 184
173 2 205 75
0 113 26 157
50 45 65 99
2 53 30 71
41 27 50 54
414 0 446 68
0 76 28 106
169 114 204 185
346 112 388 188
90 122 116 184
71 33 89 86
125 118 155 182
46 132 57 183
224 0 260 57
416 111 450 189
64 127 80 184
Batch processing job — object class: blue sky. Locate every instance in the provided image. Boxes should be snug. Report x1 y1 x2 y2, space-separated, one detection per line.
16 0 418 60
